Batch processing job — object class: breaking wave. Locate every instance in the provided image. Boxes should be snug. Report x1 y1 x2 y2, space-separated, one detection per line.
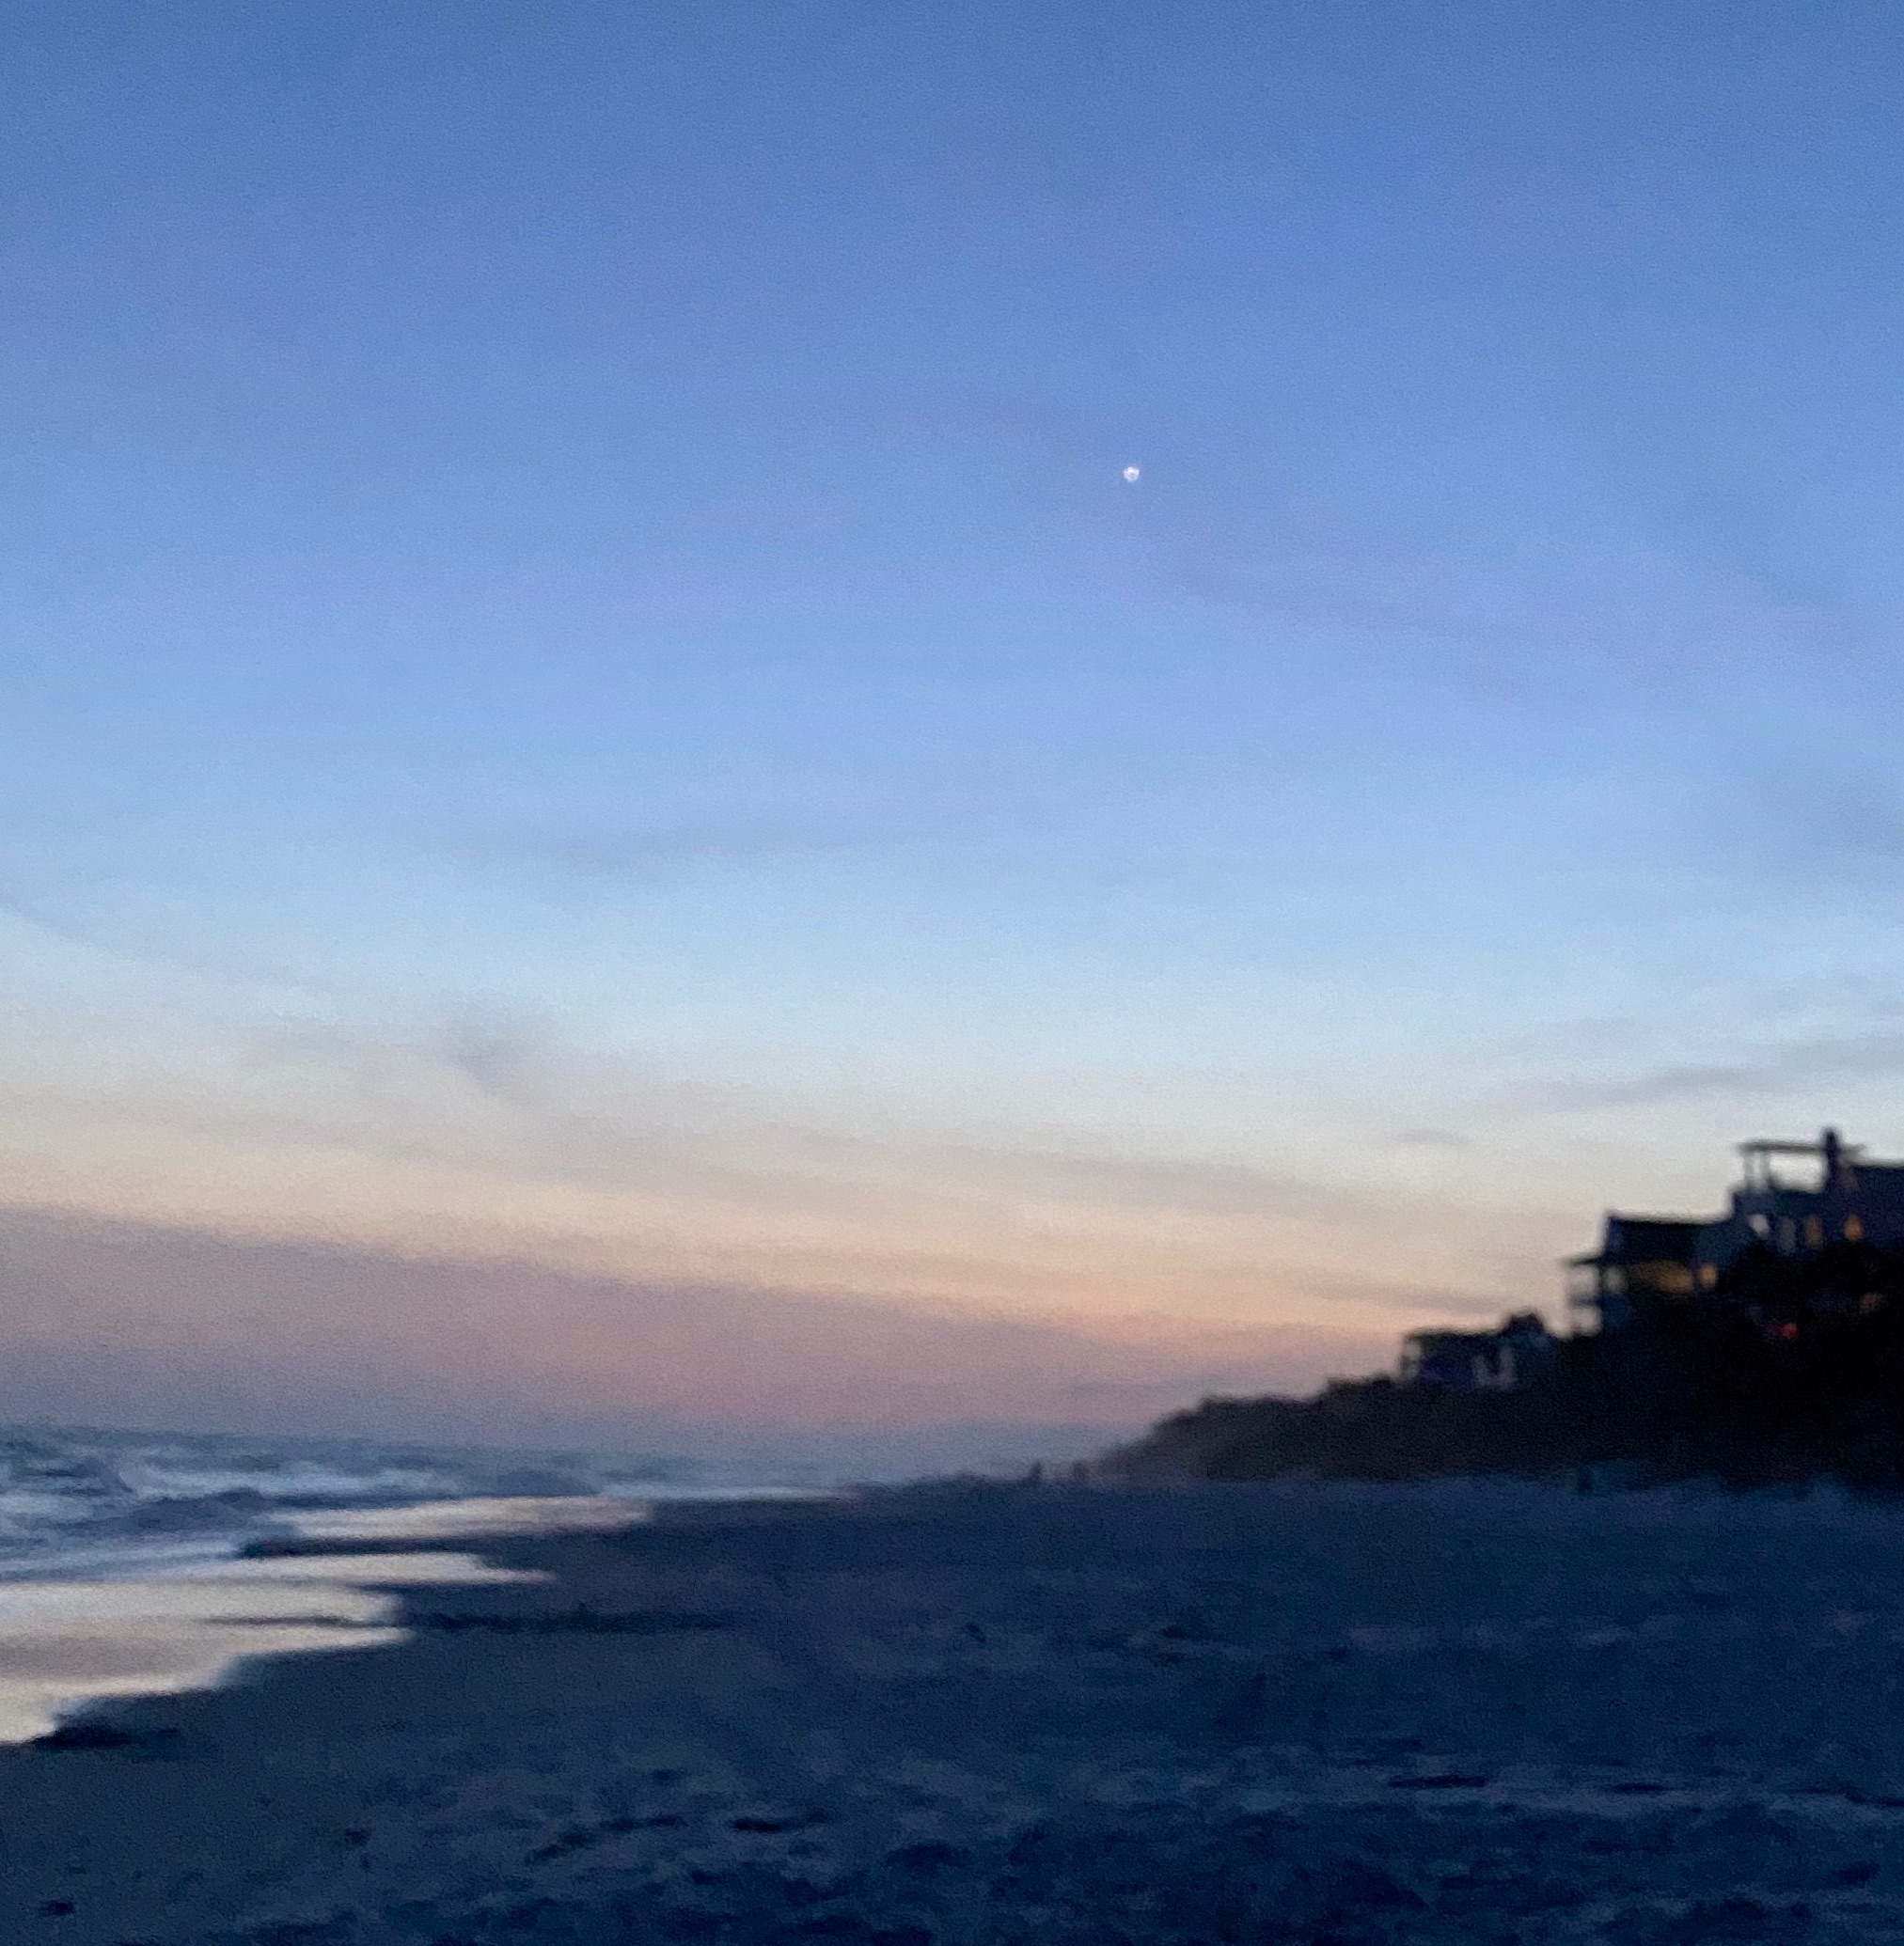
0 1425 717 1578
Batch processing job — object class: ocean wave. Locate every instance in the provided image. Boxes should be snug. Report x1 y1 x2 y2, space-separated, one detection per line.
0 1425 711 1574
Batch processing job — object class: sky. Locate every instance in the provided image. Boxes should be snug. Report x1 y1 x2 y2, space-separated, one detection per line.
8 0 1904 1459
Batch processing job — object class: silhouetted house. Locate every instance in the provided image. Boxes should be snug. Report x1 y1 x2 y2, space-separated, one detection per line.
1565 1216 1706 1331
1399 1311 1558 1389
1567 1129 1904 1331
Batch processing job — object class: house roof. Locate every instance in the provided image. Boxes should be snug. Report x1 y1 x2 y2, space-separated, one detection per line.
1566 1216 1709 1269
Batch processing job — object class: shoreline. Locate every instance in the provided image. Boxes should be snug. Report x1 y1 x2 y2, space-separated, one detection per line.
10 1480 1904 1942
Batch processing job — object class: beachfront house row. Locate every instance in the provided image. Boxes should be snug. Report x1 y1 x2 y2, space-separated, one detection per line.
1566 1128 1904 1331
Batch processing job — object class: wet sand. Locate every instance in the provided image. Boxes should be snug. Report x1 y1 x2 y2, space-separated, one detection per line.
9 1480 1904 1943
0 1498 664 1747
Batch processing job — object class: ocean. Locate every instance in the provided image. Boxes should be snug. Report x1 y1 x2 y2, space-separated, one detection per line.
0 1422 824 1744
0 1422 816 1577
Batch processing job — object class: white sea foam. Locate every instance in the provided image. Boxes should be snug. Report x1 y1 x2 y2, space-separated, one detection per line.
0 1423 728 1576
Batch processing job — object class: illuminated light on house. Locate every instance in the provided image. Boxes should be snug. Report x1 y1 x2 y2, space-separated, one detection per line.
1566 1129 1904 1331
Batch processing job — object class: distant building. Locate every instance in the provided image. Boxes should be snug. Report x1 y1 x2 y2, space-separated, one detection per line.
1399 1311 1558 1390
1566 1128 1904 1331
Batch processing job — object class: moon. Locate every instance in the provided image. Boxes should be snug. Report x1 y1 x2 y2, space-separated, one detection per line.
1122 465 1141 483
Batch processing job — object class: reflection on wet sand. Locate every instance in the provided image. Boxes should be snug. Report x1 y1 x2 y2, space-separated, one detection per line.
283 1493 656 1544
0 1494 656 1745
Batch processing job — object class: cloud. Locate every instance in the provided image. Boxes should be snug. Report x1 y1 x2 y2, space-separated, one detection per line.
954 385 1878 715
0 995 1575 1348
230 1016 1540 1286
1711 768 1904 900
1647 480 1850 618
436 1013 551 1099
248 1011 570 1119
449 821 905 895
1514 1028 1904 1113
922 1142 1386 1223
0 865 339 1004
0 1204 1375 1447
1525 1062 1780 1112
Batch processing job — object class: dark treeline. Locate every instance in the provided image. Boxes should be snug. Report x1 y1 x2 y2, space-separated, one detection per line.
1105 1241 1904 1488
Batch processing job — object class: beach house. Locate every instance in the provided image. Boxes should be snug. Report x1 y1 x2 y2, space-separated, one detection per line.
1566 1128 1904 1330
1397 1311 1558 1389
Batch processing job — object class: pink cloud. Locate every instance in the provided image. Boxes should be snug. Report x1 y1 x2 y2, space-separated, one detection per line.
0 1204 1379 1449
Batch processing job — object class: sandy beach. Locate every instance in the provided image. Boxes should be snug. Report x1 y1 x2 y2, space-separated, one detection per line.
9 1479 1904 1943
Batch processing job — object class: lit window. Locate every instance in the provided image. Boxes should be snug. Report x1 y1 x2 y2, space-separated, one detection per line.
1846 1215 1865 1242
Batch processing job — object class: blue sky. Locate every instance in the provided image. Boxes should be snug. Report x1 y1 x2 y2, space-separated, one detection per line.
8 1 1904 1444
